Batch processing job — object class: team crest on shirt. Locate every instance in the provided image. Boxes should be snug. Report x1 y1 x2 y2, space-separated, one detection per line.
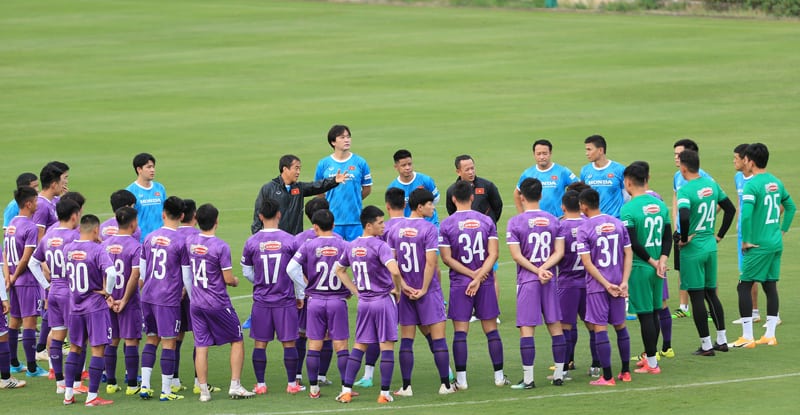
643 204 661 215
697 187 713 198
348 165 356 171
291 188 300 195
260 241 282 251
6 226 16 236
458 219 481 230
607 173 615 178
152 236 171 247
103 226 119 237
766 183 779 193
475 187 485 195
551 175 558 181
399 227 418 238
529 218 550 228
106 244 124 255
68 251 87 261
316 246 339 257
47 237 64 248
190 244 208 255
154 192 161 197
352 247 368 257
595 223 616 235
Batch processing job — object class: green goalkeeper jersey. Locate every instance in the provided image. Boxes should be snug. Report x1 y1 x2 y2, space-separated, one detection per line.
741 172 796 251
677 176 728 255
620 193 671 267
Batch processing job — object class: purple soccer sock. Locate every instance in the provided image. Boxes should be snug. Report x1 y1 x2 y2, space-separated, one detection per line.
173 340 182 378
399 338 414 387
124 345 139 387
563 329 574 364
589 330 599 367
50 339 64 381
284 347 299 383
22 328 36 371
0 341 10 378
64 351 80 387
77 348 87 382
424 333 435 353
432 338 450 386
252 348 266 384
306 350 320 385
379 350 394 392
104 345 118 384
160 348 175 379
37 318 50 352
364 342 380 366
616 327 631 373
141 343 157 369
595 331 612 379
520 336 535 366
8 328 19 365
336 350 349 382
453 331 468 372
570 327 579 362
486 330 504 371
295 336 306 377
88 356 104 393
551 334 566 365
659 307 673 349
343 348 364 387
319 340 333 377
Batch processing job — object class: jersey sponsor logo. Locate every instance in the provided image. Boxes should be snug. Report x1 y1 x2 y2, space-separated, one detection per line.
259 241 282 251
106 244 124 255
595 223 616 235
766 183 779 192
316 246 339 257
152 236 171 247
475 187 485 195
458 219 481 230
399 227 418 238
352 247 368 257
102 226 119 237
6 226 16 236
190 244 208 255
139 198 162 205
528 217 550 228
696 187 713 198
68 250 87 261
291 188 301 195
643 204 661 214
585 179 613 186
540 180 558 187
47 237 64 248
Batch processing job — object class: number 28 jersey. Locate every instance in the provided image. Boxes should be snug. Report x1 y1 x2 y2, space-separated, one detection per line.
439 210 498 287
577 214 631 294
506 210 562 285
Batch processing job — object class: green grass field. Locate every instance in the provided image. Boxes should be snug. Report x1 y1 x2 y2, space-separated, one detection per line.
2 1 799 413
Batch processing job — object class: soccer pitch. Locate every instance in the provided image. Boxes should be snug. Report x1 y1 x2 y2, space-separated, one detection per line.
2 0 799 413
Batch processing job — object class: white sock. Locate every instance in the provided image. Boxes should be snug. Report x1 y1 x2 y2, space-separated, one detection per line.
752 309 760 317
72 380 81 388
380 390 390 397
647 356 658 368
765 315 778 338
700 336 712 351
716 330 727 346
57 380 66 388
257 382 266 387
456 371 467 385
141 367 152 389
288 381 297 387
494 370 504 384
161 374 173 394
363 365 374 379
230 379 241 390
171 377 181 387
680 304 689 312
86 392 97 402
552 363 564 381
64 387 74 400
742 318 754 339
522 365 534 384
48 357 53 370
194 377 200 387
342 386 352 394
318 375 327 382
199 383 209 394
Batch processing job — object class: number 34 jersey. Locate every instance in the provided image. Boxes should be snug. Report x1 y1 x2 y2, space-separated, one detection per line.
577 214 631 294
438 210 498 287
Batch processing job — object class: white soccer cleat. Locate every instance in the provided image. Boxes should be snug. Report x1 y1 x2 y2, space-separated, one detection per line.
392 386 413 397
438 383 456 395
229 385 255 399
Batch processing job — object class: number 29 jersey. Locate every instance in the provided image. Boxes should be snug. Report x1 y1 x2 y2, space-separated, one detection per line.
577 214 631 294
438 210 498 287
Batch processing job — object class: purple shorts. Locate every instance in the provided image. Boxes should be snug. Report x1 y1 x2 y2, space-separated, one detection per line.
585 292 626 326
47 293 71 329
306 297 350 341
297 301 307 333
250 302 299 343
355 295 398 344
110 300 143 340
516 281 562 327
447 282 500 322
9 285 44 318
191 305 243 347
142 302 181 339
69 310 111 347
557 286 586 326
180 296 192 332
398 289 446 326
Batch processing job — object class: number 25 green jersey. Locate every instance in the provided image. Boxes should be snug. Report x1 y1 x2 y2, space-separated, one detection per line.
741 173 796 251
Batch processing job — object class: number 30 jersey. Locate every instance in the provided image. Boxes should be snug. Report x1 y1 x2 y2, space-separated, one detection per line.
577 214 631 294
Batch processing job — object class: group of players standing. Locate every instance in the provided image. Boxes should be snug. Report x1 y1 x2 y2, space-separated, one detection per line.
0 126 795 407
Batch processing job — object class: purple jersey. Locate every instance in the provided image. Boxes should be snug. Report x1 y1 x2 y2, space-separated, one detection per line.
186 234 234 309
102 234 142 301
99 217 141 242
241 229 298 307
140 227 189 306
3 216 39 286
336 236 396 300
381 217 403 243
63 240 114 314
438 210 498 287
32 195 58 231
385 217 440 291
557 217 587 289
32 227 79 297
506 210 562 284
295 228 317 245
177 225 200 239
292 236 350 299
577 214 631 294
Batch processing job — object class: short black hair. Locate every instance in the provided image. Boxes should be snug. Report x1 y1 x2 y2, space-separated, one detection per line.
258 198 279 220
360 205 384 228
163 196 184 220
115 206 138 228
566 181 591 194
132 153 155 174
195 203 218 231
80 214 100 233
584 135 607 152
56 199 81 222
385 187 406 210
519 178 543 202
40 162 68 190
578 188 600 210
304 197 329 221
311 209 334 231
327 125 350 148
734 143 750 157
673 138 699 153
623 162 649 187
60 192 85 209
451 180 473 203
532 139 552 152
744 143 769 169
678 149 700 173
16 172 37 188
181 199 196 224
14 186 37 207
408 188 434 211
279 154 300 174
454 154 472 169
562 190 581 213
393 149 412 163
110 189 136 211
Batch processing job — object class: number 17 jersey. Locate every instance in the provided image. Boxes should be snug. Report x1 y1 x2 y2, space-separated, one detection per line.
241 229 298 308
